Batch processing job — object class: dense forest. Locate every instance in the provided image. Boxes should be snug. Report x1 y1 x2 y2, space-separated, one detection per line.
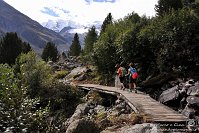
0 0 199 132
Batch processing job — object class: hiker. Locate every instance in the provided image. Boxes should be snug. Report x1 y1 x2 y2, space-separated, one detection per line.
127 63 138 93
117 63 127 90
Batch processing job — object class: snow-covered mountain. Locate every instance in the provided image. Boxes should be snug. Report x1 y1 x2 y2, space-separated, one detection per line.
42 19 102 47
42 19 83 33
42 19 102 34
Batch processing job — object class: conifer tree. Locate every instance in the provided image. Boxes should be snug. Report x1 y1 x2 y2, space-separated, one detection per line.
21 42 32 53
0 32 31 65
100 13 113 36
69 33 81 56
155 0 183 16
83 26 98 54
41 42 58 62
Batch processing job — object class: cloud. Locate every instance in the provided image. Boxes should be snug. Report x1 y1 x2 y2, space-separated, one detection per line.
85 0 116 4
61 9 70 14
93 0 105 2
106 0 115 2
4 0 158 25
93 0 116 3
41 7 59 17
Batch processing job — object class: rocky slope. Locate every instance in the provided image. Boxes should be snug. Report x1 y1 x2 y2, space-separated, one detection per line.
65 90 160 133
49 56 199 132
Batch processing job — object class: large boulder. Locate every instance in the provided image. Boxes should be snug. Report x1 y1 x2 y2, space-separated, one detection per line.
66 103 90 127
67 66 88 78
186 96 199 107
66 118 100 133
140 72 177 88
123 123 160 133
158 86 180 103
181 105 196 118
64 66 90 83
187 85 199 96
101 123 161 133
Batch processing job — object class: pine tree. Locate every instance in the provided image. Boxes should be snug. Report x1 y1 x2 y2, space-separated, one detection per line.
100 13 113 36
155 0 183 16
69 33 81 56
83 26 98 54
0 32 31 65
21 42 32 53
182 0 199 17
41 42 58 62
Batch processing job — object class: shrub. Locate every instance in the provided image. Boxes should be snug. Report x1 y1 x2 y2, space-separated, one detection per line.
13 52 85 132
15 51 52 98
0 64 49 132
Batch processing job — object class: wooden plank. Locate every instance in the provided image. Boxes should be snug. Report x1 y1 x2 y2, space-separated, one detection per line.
77 84 188 122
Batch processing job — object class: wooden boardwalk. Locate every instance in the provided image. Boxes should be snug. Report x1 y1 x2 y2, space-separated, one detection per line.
77 84 188 123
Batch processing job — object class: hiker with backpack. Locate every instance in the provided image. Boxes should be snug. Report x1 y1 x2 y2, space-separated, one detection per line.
127 63 138 93
117 62 127 90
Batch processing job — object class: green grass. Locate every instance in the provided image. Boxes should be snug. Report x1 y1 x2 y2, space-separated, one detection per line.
53 70 69 79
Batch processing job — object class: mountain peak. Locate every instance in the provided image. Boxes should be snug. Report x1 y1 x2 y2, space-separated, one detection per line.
41 19 102 34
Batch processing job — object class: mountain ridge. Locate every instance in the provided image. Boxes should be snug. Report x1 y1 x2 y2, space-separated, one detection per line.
0 0 69 53
42 19 102 47
41 18 102 34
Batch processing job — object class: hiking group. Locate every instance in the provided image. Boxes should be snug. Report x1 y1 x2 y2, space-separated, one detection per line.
116 62 138 93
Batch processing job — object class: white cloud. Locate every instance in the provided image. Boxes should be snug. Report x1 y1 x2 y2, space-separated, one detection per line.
4 0 158 25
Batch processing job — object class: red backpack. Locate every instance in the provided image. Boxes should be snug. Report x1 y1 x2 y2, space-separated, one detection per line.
130 68 138 79
132 72 138 79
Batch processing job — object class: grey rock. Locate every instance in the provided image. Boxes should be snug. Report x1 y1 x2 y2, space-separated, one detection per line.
116 102 126 110
158 86 180 103
125 123 160 133
94 105 105 113
181 105 196 118
115 99 123 104
88 109 95 114
66 118 100 133
101 123 161 133
88 104 95 109
76 74 87 81
66 103 90 126
67 66 87 77
187 85 199 96
187 79 195 84
186 96 199 107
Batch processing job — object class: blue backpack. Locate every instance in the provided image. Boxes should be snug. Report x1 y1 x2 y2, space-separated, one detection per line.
130 68 136 74
130 68 138 79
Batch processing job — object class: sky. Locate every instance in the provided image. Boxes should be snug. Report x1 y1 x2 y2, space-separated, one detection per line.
4 0 158 25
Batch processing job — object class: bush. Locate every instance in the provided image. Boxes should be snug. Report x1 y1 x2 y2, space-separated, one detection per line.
37 80 84 132
0 64 49 132
13 52 85 132
15 51 52 98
